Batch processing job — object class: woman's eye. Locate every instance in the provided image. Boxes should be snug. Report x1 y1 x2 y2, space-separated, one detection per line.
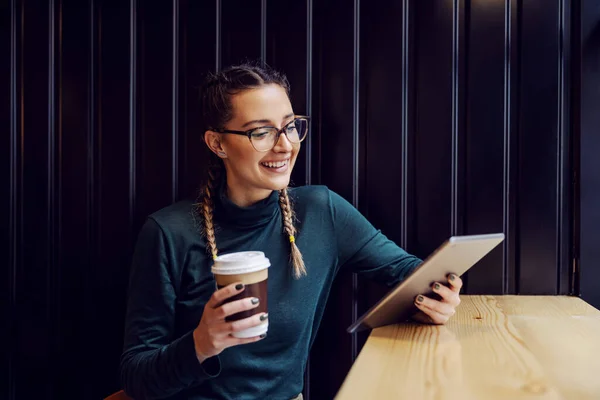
252 131 270 140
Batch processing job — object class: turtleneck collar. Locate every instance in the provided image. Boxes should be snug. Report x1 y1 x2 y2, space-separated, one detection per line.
213 178 280 228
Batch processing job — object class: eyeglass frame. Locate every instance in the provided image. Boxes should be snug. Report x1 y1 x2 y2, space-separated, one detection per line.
209 115 310 152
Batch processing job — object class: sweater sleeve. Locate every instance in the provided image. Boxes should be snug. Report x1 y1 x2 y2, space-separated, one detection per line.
329 189 422 286
120 218 221 399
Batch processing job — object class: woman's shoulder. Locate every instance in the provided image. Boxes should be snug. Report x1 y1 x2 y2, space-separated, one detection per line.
144 198 201 239
289 185 351 208
287 185 354 216
288 185 332 207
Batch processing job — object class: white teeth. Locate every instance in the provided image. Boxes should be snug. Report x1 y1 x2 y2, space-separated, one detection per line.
262 160 288 168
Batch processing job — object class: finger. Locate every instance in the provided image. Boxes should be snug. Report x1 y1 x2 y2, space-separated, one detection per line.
447 274 463 292
229 313 268 335
213 297 261 321
432 282 461 307
201 327 267 354
207 283 245 309
414 299 451 325
224 333 267 348
211 313 268 337
208 313 267 338
411 311 434 325
415 294 456 318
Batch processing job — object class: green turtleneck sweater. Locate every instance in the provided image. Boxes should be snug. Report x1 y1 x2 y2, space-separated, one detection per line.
120 184 422 400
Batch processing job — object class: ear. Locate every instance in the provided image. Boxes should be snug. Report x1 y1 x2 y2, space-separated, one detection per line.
204 130 227 158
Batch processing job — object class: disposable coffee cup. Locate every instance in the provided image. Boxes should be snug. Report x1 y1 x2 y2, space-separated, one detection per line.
211 251 270 338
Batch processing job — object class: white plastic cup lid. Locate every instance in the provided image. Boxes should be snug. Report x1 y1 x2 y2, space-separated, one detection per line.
211 251 271 275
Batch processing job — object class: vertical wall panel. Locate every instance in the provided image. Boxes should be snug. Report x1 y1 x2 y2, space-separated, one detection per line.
134 0 174 226
461 0 508 294
1 1 18 398
518 1 565 294
503 0 520 296
47 9 60 394
358 0 413 350
450 0 467 242
93 0 132 397
54 0 92 397
303 0 314 189
312 0 357 219
17 0 53 398
556 0 573 296
309 0 361 398
172 0 180 202
413 1 454 258
129 0 138 240
86 0 102 395
221 0 261 67
580 0 600 308
180 0 216 200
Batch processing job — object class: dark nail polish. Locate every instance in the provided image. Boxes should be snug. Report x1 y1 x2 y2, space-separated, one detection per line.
251 298 260 305
417 295 424 303
235 283 244 291
260 313 269 321
434 283 441 290
259 333 267 339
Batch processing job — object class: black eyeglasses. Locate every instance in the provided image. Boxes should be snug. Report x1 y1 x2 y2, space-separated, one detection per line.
211 116 310 152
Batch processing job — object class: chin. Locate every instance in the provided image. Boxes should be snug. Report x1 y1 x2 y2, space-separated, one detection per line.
266 175 291 191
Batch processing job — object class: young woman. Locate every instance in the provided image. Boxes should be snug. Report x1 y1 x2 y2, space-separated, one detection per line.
120 63 462 400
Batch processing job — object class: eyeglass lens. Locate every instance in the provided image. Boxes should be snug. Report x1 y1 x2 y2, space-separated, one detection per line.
250 118 308 151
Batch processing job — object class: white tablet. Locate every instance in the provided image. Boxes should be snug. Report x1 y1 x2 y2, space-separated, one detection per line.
347 233 505 333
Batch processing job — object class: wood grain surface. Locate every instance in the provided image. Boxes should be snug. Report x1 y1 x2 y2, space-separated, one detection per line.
336 295 600 400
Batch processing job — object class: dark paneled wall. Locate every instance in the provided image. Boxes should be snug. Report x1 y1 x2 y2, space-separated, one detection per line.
1 0 584 399
580 1 600 312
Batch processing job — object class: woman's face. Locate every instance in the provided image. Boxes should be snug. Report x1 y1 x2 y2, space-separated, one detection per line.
205 84 300 205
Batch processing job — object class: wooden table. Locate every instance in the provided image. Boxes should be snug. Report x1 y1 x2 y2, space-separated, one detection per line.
336 295 600 400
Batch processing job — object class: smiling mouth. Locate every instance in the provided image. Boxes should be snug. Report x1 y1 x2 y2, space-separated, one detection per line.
260 159 289 169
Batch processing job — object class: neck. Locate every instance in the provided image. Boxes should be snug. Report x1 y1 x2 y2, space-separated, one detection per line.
225 181 273 208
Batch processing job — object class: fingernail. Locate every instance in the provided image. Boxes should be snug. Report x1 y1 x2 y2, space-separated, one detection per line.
449 274 456 281
259 333 267 339
260 313 269 321
251 298 260 305
417 295 424 303
235 283 244 291
434 283 441 290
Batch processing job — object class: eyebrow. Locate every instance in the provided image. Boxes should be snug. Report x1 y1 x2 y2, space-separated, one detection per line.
241 113 295 129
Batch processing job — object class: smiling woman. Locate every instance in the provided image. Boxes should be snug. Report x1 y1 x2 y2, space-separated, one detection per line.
118 62 461 400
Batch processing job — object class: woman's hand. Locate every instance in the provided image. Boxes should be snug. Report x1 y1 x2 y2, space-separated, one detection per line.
193 283 267 364
412 274 462 325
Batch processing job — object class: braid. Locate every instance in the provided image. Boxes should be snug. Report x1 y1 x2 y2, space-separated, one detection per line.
199 162 222 260
279 188 306 278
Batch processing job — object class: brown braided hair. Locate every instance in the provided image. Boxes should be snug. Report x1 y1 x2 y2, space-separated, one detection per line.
199 162 222 261
196 62 306 278
279 188 306 278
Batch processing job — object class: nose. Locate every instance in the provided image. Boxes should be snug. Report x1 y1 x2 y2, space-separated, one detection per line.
273 131 294 152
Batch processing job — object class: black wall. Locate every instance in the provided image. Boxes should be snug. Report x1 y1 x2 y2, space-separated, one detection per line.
580 1 600 314
1 0 592 399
